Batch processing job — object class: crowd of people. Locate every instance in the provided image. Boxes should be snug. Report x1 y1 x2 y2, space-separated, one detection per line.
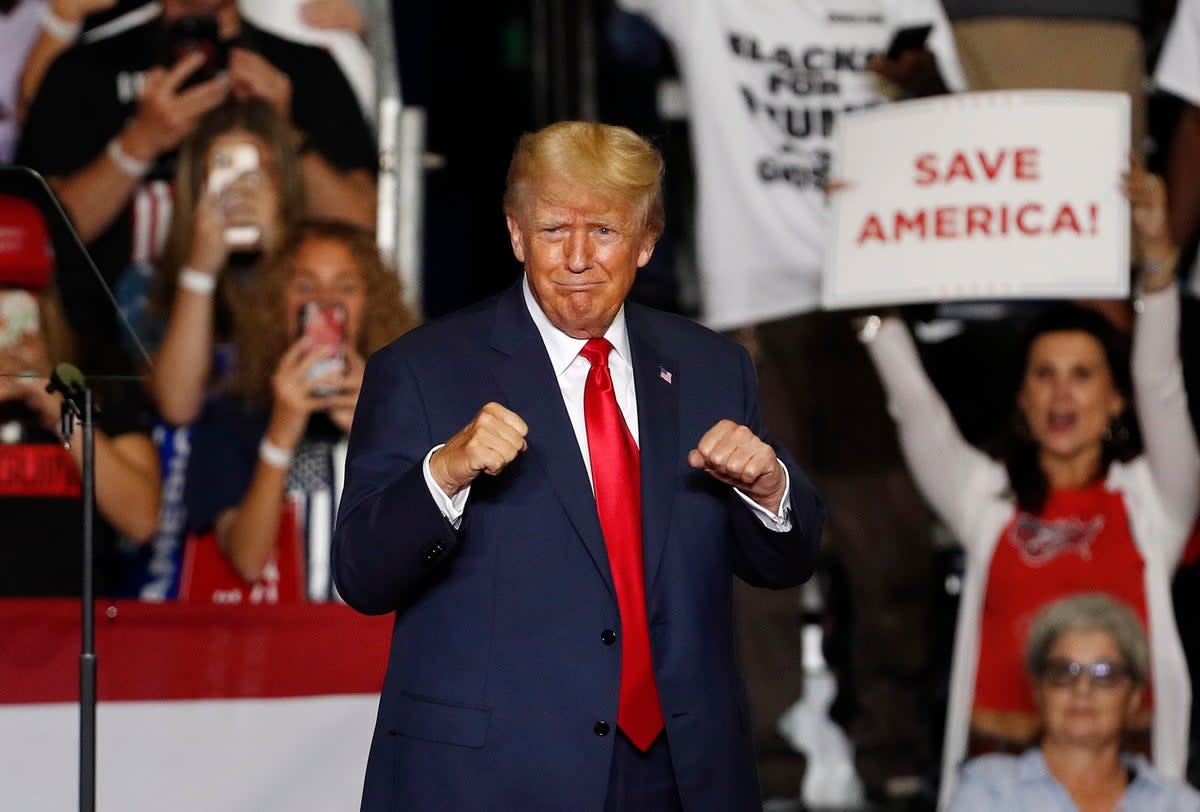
7 0 1200 809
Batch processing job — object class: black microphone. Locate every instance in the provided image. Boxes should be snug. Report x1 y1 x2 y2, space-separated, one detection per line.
46 362 87 443
47 362 86 400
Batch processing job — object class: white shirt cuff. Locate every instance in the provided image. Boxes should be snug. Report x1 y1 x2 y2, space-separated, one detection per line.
422 444 470 529
733 460 793 532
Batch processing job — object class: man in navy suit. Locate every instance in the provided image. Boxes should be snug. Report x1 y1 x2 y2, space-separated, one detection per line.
333 121 824 811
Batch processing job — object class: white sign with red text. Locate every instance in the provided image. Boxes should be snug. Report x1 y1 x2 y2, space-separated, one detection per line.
823 91 1130 309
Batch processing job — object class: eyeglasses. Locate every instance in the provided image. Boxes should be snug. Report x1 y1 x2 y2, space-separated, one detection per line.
1039 658 1133 690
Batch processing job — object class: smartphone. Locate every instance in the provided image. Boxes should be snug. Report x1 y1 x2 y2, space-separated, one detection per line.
162 15 228 89
298 302 347 396
885 23 932 60
0 290 39 354
208 143 262 249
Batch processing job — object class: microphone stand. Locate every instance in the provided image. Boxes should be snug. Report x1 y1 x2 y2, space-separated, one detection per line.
47 364 96 812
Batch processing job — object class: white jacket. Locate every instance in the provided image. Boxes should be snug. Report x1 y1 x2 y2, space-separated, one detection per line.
866 286 1200 809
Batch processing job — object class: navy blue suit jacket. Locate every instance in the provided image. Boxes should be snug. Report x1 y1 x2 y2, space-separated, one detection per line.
333 284 824 811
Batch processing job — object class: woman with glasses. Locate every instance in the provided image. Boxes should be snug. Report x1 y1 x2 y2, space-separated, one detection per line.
948 594 1200 810
863 162 1200 808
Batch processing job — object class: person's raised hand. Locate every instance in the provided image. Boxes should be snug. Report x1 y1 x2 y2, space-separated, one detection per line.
689 419 786 513
185 185 231 278
1123 157 1174 263
0 333 61 432
123 53 228 161
221 170 281 252
868 49 946 98
228 49 292 124
299 0 364 34
267 338 340 450
325 348 364 433
429 403 528 498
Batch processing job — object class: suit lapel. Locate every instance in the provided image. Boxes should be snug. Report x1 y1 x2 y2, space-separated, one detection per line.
626 306 679 596
490 285 615 599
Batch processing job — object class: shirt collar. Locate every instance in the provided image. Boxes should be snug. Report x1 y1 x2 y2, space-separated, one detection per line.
1016 749 1165 794
521 275 631 377
1122 753 1165 792
1015 749 1055 784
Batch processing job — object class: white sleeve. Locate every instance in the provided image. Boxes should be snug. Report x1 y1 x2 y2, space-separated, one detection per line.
894 0 969 91
422 444 471 529
866 318 996 545
1156 0 1200 107
732 461 793 532
614 0 687 44
1132 285 1200 536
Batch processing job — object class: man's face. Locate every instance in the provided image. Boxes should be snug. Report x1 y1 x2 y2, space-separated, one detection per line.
506 181 655 339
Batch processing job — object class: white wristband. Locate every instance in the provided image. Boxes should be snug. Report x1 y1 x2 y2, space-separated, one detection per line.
41 7 81 40
259 439 293 469
178 268 218 295
106 136 151 179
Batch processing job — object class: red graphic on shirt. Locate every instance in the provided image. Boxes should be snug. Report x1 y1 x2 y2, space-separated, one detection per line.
1007 512 1105 565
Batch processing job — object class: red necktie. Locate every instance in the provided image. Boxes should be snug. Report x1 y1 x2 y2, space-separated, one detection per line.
579 338 664 751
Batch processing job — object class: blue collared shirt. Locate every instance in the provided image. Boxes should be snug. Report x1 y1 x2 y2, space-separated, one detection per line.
948 749 1200 811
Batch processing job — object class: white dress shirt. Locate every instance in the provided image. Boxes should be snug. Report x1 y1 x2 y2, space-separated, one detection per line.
422 276 791 530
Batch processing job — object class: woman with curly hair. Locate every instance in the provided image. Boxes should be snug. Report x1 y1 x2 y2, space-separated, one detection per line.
182 219 417 599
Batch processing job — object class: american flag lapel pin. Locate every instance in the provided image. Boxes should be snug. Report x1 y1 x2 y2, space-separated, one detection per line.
659 366 673 384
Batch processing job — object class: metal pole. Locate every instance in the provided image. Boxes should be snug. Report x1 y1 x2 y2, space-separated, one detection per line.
396 108 426 315
365 0 423 316
79 387 95 812
375 95 401 271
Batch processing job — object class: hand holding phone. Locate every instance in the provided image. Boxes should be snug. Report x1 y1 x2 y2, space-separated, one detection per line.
885 23 932 61
163 15 229 89
208 142 263 249
0 290 40 355
872 23 946 96
298 302 347 396
0 291 47 391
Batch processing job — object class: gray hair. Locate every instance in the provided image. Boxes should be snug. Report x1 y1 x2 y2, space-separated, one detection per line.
1025 593 1149 686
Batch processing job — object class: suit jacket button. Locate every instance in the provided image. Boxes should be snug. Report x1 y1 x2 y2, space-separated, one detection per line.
601 629 616 646
594 721 610 736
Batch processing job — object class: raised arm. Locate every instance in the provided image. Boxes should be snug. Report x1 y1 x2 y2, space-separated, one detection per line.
42 55 227 243
1132 283 1199 532
149 193 226 425
864 317 998 544
1125 170 1200 546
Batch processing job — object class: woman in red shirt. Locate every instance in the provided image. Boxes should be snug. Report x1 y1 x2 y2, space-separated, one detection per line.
864 163 1200 807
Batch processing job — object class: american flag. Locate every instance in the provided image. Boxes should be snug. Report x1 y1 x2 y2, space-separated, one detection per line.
659 367 672 384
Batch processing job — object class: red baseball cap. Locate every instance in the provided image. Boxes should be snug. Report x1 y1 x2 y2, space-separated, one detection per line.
0 194 53 290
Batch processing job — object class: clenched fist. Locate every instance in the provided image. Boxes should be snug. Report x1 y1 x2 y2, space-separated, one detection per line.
430 403 529 497
689 419 786 513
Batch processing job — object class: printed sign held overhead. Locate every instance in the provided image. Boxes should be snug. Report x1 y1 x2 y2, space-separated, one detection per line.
823 91 1130 309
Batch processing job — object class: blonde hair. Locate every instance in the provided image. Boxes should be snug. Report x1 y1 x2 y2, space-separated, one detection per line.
232 220 419 409
503 121 665 237
153 98 308 318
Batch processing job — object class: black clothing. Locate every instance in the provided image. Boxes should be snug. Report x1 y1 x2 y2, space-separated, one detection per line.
16 14 375 344
0 395 151 597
